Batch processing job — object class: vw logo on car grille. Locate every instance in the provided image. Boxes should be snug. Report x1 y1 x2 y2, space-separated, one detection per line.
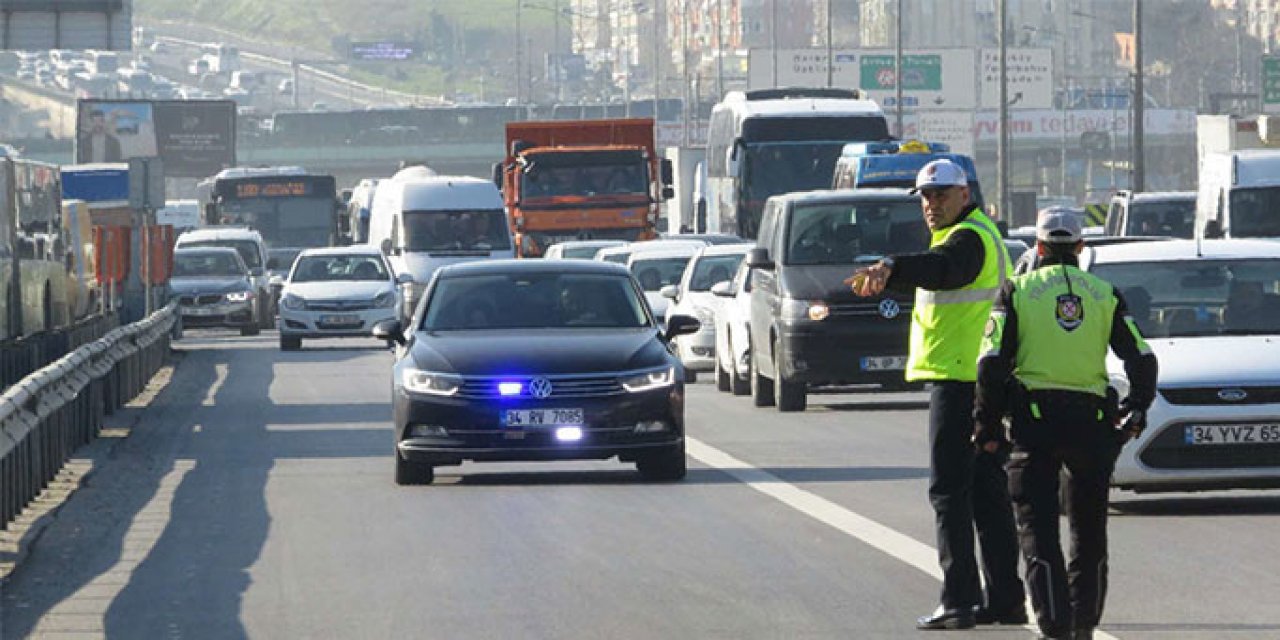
1218 388 1248 402
529 377 554 399
878 299 901 319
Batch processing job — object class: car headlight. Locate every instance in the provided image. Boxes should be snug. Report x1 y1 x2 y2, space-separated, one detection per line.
402 368 462 396
281 293 306 310
224 290 254 302
620 366 676 393
373 291 396 308
781 297 828 322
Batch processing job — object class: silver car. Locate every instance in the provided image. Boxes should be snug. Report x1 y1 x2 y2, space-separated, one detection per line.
275 247 410 351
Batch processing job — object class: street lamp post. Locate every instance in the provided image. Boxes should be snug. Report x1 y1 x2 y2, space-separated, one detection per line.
515 0 523 104
826 0 833 88
1132 0 1145 192
894 0 903 137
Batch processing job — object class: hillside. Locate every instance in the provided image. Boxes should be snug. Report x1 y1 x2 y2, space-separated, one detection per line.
135 0 559 97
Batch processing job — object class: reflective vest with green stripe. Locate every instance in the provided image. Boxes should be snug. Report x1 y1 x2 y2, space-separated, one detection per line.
1007 264 1116 397
906 208 1010 382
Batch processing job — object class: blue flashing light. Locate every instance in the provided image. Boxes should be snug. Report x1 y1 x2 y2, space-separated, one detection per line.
498 382 523 396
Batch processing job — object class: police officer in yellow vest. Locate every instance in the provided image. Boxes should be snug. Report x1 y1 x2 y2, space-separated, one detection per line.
848 159 1025 630
973 209 1157 640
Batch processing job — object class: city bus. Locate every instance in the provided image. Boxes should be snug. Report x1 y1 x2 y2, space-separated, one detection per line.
200 167 341 251
704 88 890 238
1 158 74 340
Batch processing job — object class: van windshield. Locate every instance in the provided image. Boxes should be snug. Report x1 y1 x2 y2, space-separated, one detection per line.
784 200 928 265
1126 200 1195 238
402 209 511 252
1230 188 1280 237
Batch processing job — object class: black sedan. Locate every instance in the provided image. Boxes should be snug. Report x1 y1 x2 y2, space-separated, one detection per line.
374 259 700 485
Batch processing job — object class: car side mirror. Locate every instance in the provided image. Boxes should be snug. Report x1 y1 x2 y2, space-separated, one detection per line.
372 318 405 346
662 186 675 200
726 146 740 179
396 272 414 285
745 247 774 270
268 275 284 287
664 314 700 341
660 284 680 300
710 281 734 297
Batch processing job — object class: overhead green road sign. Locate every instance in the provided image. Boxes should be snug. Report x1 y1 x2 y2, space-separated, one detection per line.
860 55 942 91
1263 56 1280 113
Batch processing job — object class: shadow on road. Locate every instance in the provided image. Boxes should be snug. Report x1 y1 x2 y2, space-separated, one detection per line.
820 399 931 412
443 465 928 487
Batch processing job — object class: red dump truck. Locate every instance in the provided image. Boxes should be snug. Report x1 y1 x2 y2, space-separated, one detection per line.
496 118 673 257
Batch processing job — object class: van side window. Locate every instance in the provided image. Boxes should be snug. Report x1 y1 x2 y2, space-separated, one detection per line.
757 202 778 255
1106 200 1122 235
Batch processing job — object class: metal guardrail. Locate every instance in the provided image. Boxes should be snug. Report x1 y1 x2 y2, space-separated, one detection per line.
0 302 177 531
1 313 120 390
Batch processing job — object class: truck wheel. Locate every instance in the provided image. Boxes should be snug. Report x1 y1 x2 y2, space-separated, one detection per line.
240 325 260 337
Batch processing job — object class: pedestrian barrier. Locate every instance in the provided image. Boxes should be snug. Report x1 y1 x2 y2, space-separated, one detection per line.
0 302 177 531
0 313 119 390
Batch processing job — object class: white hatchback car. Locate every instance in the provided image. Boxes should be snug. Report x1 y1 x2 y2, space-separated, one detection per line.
1084 239 1280 493
627 245 703 330
662 243 753 372
274 246 410 351
712 260 755 396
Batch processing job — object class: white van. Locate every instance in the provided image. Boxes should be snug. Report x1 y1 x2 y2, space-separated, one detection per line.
157 199 202 233
1197 150 1280 239
368 167 514 319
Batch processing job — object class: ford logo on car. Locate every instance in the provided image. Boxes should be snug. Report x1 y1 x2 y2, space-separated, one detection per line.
1217 388 1248 402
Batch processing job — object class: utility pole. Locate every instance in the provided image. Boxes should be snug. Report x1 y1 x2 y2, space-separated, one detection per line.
770 0 779 87
1132 0 1145 192
515 0 523 104
653 0 660 121
894 0 903 137
997 0 1009 223
553 0 561 102
715 0 724 99
826 0 834 87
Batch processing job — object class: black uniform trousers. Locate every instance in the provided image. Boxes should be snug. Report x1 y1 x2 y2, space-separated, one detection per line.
928 381 1025 612
1007 392 1120 638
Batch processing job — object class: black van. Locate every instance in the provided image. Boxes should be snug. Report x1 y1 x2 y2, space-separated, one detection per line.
744 189 928 411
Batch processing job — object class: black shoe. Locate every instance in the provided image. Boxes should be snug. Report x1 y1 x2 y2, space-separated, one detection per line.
973 605 1030 625
916 606 976 630
1072 628 1094 640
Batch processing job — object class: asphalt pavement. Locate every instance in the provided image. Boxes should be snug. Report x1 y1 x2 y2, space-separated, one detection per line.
2 332 1278 639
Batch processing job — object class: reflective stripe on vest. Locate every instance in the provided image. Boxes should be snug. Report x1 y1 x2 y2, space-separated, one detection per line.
906 208 1011 382
1010 264 1117 398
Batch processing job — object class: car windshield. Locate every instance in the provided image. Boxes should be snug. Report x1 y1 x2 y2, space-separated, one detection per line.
631 256 692 291
291 254 388 282
423 273 649 330
182 239 262 269
1091 259 1280 337
402 209 511 252
564 245 612 259
1126 201 1195 238
688 254 746 291
173 252 244 277
269 248 301 271
1229 188 1280 237
784 200 928 265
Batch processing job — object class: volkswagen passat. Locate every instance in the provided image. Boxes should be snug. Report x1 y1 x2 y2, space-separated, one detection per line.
374 259 700 485
275 246 410 351
1085 239 1280 493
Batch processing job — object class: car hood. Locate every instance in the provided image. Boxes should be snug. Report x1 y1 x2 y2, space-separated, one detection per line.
1111 336 1280 387
780 264 912 303
285 281 392 301
169 276 251 295
409 328 669 376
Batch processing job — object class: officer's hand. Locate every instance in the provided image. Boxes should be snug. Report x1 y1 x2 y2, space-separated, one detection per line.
1120 408 1147 439
844 261 891 297
972 423 1008 455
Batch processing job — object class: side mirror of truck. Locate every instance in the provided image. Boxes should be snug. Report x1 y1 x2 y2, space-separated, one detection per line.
726 145 741 179
662 186 675 200
660 158 674 186
491 162 504 191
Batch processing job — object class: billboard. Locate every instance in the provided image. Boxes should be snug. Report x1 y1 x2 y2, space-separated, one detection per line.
978 48 1054 109
0 0 131 50
75 100 235 178
349 41 420 61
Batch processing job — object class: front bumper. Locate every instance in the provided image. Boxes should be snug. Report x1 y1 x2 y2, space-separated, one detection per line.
180 300 255 328
393 384 684 466
677 326 717 371
776 317 910 386
1112 393 1280 492
278 305 399 338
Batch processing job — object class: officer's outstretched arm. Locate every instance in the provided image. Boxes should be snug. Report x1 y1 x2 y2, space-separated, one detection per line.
1109 290 1159 411
974 281 1020 446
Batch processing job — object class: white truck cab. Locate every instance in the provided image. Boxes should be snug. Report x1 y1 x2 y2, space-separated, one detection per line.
1197 150 1280 239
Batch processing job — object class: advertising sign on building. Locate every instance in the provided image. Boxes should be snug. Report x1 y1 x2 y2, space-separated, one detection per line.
978 48 1054 109
349 41 420 61
76 100 236 178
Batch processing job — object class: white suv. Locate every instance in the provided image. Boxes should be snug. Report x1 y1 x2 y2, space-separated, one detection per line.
176 227 273 329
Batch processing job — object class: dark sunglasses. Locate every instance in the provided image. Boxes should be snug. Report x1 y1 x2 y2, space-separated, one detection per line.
918 186 956 199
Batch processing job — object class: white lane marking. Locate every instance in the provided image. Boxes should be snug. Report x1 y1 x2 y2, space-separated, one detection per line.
28 462 196 638
201 364 229 406
686 437 1121 640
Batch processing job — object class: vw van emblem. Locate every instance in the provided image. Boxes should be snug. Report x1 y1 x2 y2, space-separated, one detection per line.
1217 388 1248 402
529 377 554 399
878 299 901 319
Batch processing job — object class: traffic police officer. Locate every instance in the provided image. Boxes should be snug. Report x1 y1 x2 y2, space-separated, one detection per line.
973 209 1158 640
848 159 1025 630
